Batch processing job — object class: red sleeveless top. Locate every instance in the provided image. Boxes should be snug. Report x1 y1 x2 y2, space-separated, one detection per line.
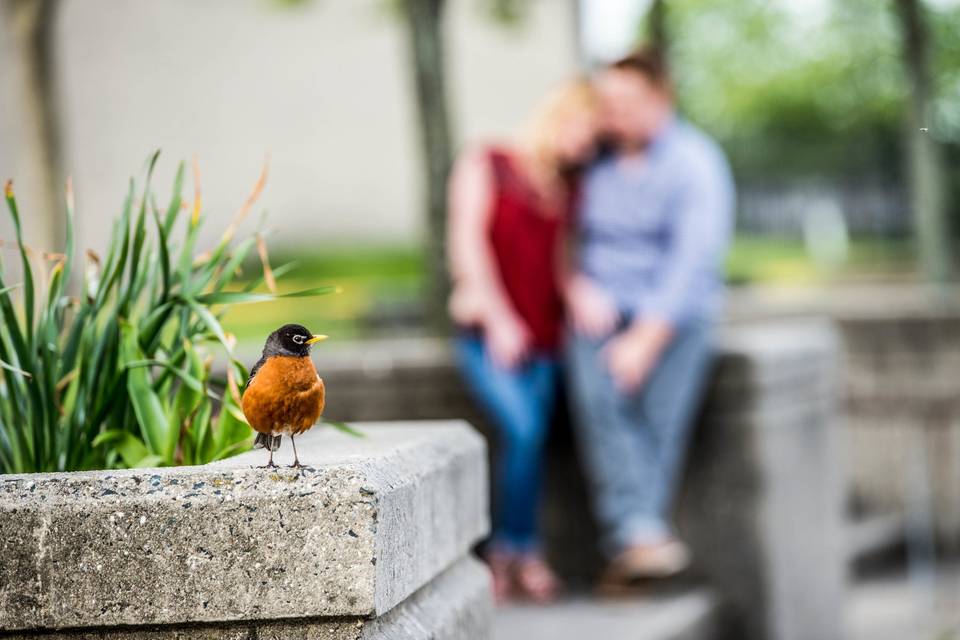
486 148 571 353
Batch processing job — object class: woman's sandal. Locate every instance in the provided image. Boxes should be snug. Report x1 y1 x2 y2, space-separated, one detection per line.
486 551 515 604
513 555 561 603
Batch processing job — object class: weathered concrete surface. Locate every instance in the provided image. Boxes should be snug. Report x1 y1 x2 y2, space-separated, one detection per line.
0 422 488 632
836 310 960 544
679 321 847 640
363 556 491 640
8 556 492 640
726 285 960 545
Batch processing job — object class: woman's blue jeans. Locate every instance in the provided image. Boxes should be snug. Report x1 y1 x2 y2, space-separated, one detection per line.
455 334 558 554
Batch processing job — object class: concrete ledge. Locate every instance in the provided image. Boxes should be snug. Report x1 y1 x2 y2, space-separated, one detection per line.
680 321 847 640
363 556 491 640
8 556 492 640
0 422 489 632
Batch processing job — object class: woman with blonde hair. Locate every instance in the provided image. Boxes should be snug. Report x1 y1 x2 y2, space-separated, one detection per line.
447 79 599 603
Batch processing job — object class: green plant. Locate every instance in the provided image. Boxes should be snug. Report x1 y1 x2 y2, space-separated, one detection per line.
0 152 336 473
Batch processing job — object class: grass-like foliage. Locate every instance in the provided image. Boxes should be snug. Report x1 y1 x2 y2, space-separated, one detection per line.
0 152 336 473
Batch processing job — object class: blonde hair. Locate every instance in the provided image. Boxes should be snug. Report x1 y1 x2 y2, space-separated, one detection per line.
520 78 599 178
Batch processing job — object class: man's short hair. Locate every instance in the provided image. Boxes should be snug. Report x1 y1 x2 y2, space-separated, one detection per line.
609 47 672 91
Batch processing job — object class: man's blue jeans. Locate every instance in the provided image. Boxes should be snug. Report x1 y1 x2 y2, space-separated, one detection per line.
455 334 557 553
566 319 714 557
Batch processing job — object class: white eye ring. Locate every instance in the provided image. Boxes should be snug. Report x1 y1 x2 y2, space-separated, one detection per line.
292 335 305 345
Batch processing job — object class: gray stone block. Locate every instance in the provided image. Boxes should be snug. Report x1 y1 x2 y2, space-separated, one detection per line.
0 422 489 632
680 321 847 640
7 556 492 640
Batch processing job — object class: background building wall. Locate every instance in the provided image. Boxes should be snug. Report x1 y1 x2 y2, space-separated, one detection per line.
0 0 577 252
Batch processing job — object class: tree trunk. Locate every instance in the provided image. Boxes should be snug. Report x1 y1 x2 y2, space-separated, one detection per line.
894 0 952 282
647 0 668 57
401 0 454 331
4 0 64 254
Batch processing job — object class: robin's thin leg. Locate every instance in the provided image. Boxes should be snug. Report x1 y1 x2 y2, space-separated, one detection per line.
259 443 278 469
289 435 302 469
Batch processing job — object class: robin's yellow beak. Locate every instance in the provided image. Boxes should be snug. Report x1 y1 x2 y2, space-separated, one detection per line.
306 334 328 345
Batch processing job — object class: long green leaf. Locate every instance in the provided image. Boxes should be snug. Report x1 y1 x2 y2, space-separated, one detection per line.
119 321 169 456
92 430 155 468
96 180 134 308
194 285 339 306
211 440 251 462
323 419 365 439
0 358 32 379
163 161 185 236
166 340 205 461
125 359 206 395
3 181 35 342
185 298 233 355
152 204 172 303
189 399 214 465
123 151 159 311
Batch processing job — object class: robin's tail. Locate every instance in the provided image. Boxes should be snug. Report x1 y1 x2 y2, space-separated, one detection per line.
253 433 282 451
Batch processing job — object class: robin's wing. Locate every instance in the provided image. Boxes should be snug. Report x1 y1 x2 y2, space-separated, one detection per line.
245 354 267 390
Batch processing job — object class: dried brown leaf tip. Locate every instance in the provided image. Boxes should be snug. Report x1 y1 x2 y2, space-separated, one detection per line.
191 155 202 227
65 176 74 210
256 233 277 294
224 155 270 244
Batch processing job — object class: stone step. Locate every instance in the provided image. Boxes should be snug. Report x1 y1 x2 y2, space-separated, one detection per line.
493 588 719 640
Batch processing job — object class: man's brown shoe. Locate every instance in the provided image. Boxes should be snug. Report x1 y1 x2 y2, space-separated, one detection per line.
597 538 691 594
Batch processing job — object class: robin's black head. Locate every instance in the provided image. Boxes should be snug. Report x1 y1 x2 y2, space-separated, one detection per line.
262 323 327 358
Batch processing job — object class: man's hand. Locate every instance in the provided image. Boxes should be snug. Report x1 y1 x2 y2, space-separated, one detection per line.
603 319 674 393
566 274 620 339
486 313 533 370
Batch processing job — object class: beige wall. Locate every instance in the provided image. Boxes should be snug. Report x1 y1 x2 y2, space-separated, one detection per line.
0 0 577 254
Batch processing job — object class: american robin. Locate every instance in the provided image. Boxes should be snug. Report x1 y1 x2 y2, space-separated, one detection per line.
242 323 327 468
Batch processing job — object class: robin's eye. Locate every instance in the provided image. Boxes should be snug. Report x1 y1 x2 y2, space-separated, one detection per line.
292 335 304 345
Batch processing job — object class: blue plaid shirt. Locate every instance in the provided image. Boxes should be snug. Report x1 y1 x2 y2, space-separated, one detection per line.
578 118 735 324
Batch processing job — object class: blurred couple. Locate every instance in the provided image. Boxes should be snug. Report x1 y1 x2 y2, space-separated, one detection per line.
447 49 734 603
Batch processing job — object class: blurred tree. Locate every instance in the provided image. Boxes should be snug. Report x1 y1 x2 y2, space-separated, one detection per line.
393 0 526 328
658 0 960 274
646 0 669 57
894 0 952 281
3 0 64 253
399 0 454 328
276 0 529 327
666 0 906 179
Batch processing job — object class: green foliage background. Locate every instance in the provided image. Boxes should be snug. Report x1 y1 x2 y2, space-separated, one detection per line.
666 0 960 180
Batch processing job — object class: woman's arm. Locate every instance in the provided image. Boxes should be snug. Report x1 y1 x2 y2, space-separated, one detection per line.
447 147 532 367
557 190 619 341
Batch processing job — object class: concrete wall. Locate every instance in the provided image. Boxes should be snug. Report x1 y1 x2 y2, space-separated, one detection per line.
726 285 960 546
314 322 849 640
0 0 577 251
1 422 492 639
838 310 960 545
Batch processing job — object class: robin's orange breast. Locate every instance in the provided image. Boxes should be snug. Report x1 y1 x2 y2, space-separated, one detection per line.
242 356 325 436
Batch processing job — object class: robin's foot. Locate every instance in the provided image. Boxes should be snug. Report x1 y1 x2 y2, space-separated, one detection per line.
288 461 303 469
258 461 278 469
